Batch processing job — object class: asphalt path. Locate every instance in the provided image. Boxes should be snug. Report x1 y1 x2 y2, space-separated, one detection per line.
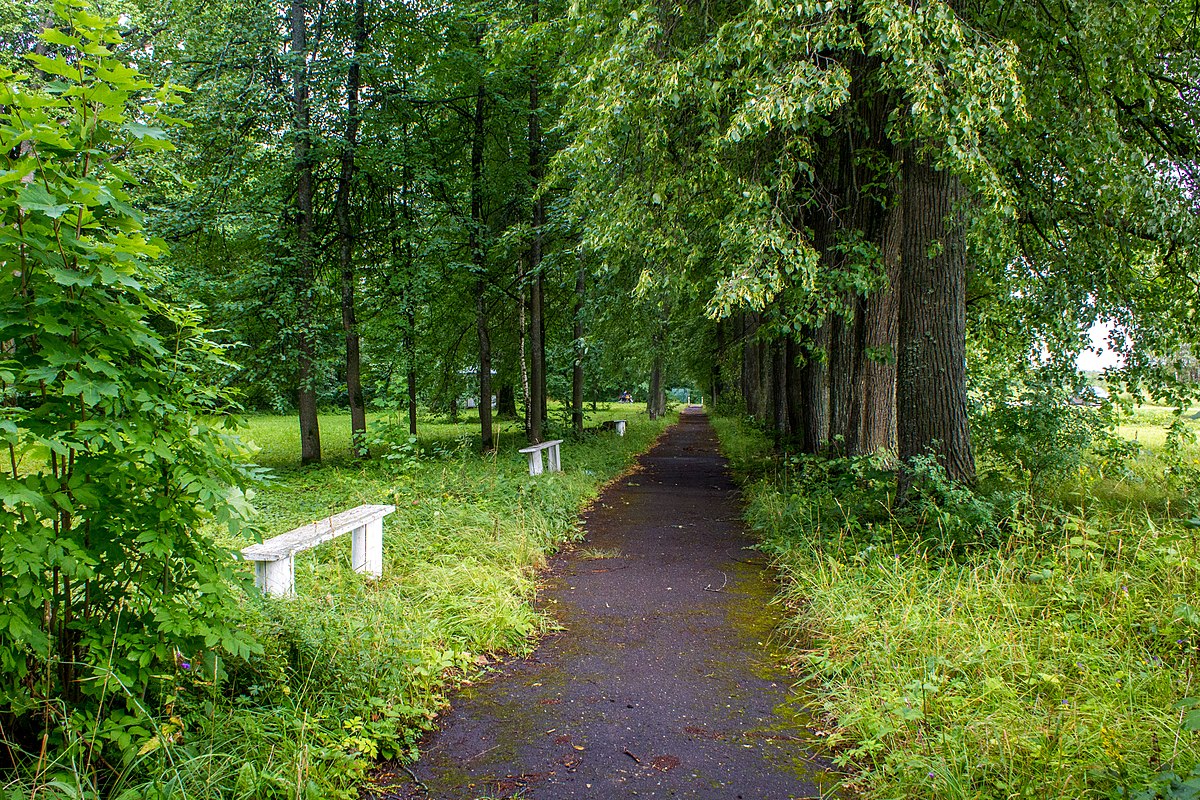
382 409 831 799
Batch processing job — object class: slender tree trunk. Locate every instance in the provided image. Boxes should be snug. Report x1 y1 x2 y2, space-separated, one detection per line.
772 339 789 444
757 332 771 424
897 150 975 496
648 353 664 420
400 108 419 437
337 0 367 457
519 273 530 436
741 312 761 415
526 0 546 443
406 305 418 436
571 261 585 435
470 77 494 451
800 319 831 454
786 336 806 450
291 0 320 465
711 319 724 409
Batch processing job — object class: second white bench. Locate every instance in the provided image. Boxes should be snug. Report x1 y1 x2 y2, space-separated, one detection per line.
518 439 563 476
242 503 395 597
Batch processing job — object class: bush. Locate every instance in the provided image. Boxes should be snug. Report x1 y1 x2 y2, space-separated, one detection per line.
0 4 258 780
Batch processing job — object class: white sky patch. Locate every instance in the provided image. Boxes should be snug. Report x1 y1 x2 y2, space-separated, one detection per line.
1077 321 1125 372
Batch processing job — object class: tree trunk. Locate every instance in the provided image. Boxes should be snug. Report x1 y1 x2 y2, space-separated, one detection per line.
291 0 320 465
648 353 664 420
853 188 901 455
571 261 585 435
800 318 831 454
786 336 806 450
828 301 860 450
526 0 546 443
470 78 493 451
337 0 367 457
406 305 418 436
497 384 517 418
772 339 789 444
740 313 761 417
519 261 530 436
710 319 724 410
897 150 975 496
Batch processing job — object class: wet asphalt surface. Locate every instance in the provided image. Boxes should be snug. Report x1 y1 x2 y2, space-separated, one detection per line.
378 410 831 799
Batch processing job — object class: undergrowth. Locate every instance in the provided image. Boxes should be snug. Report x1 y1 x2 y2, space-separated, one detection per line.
712 411 1200 800
13 404 667 799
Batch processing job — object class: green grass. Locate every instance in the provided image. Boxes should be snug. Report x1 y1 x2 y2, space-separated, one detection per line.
35 403 671 800
712 412 1200 800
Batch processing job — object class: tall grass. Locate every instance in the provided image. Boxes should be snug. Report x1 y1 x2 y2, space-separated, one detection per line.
713 412 1200 800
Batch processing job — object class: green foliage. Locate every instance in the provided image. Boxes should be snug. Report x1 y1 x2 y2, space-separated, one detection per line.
7 406 667 796
714 414 1200 799
0 0 259 777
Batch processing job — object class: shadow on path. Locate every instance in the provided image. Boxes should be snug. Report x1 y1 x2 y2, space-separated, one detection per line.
381 410 833 799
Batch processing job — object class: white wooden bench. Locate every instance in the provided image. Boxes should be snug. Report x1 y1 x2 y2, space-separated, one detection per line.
518 439 563 476
242 504 395 597
613 419 626 436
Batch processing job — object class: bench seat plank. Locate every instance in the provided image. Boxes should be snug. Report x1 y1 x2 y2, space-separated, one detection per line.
517 439 564 454
243 503 395 563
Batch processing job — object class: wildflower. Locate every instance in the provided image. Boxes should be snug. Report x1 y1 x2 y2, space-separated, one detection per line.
181 661 191 671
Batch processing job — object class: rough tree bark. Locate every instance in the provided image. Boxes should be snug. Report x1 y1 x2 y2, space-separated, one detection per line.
291 0 320 465
852 188 901 455
800 319 831 454
897 150 975 495
336 0 367 457
828 301 861 449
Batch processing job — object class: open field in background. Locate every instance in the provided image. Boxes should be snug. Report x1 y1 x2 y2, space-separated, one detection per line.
714 406 1200 800
70 403 672 799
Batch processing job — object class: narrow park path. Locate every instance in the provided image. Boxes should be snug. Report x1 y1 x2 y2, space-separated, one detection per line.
389 410 831 799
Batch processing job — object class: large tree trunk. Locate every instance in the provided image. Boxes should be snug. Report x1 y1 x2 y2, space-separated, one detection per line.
336 0 367 457
853 189 902 455
571 261 585 435
897 151 975 495
291 0 320 465
800 318 831 454
470 78 494 451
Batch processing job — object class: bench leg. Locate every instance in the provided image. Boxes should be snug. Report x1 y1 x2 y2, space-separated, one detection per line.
615 421 626 436
547 444 561 473
255 557 294 598
352 519 384 578
527 450 544 476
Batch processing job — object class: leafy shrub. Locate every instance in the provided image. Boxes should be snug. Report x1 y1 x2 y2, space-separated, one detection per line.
0 3 258 779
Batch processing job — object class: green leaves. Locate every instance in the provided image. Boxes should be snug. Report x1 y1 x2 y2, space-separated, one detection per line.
1 0 259 777
16 183 70 218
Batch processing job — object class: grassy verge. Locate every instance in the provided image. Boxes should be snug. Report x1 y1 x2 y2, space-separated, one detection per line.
712 412 1200 800
100 404 670 799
